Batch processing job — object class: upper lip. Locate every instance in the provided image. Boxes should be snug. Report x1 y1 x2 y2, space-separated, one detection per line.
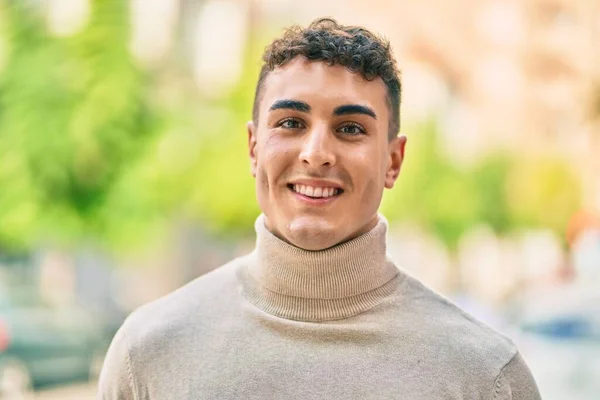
288 179 344 190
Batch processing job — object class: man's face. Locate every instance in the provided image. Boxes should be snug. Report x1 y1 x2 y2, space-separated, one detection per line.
248 57 406 250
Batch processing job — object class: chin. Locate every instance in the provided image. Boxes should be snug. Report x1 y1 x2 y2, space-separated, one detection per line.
289 235 340 251
286 216 342 250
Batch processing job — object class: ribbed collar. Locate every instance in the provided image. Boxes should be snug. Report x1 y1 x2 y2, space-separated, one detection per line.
241 214 400 322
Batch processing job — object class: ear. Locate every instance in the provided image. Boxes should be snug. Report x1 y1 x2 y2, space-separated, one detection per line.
384 135 407 189
247 121 258 178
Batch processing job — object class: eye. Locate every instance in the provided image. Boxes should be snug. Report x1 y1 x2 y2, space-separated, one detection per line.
338 123 366 135
278 118 305 130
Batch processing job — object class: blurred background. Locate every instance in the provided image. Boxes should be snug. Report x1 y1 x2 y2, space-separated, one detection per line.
0 0 599 398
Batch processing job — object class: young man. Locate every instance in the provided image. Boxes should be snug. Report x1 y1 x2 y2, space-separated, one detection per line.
99 19 541 399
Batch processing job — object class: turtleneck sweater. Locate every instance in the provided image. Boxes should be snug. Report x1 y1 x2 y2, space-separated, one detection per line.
98 214 541 400
244 214 400 321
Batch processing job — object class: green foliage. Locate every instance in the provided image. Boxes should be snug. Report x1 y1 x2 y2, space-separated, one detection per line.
382 122 581 247
184 42 262 236
0 0 157 251
506 157 581 235
472 153 513 234
138 38 264 239
382 122 479 248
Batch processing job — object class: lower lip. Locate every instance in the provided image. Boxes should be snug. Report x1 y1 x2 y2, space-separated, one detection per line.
290 188 341 205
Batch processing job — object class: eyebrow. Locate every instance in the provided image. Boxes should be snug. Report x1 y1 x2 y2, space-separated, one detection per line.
268 100 377 120
333 104 377 120
269 99 311 113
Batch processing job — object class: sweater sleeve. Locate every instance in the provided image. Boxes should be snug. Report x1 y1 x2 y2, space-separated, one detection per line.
491 352 541 400
97 323 137 400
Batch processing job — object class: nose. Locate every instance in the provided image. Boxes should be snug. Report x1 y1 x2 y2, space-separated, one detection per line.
298 124 336 168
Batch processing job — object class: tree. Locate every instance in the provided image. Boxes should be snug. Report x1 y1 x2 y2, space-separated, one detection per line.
0 0 156 251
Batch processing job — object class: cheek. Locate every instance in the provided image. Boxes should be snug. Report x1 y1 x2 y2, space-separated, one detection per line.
360 177 383 207
255 165 272 216
352 149 386 203
257 168 270 192
256 135 294 187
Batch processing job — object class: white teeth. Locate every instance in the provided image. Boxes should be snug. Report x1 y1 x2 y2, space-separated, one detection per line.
291 185 340 198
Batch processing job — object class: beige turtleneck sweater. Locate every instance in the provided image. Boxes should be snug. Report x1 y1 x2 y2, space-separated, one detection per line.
98 215 541 399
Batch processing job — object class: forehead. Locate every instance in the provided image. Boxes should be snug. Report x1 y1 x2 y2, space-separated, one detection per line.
260 57 389 117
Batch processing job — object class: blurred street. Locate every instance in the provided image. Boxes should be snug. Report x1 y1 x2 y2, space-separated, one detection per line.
34 382 97 400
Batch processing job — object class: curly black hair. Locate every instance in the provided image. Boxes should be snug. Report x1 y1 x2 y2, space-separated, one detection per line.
252 18 401 139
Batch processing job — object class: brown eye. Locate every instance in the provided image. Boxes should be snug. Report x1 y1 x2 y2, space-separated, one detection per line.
279 118 304 129
338 123 365 135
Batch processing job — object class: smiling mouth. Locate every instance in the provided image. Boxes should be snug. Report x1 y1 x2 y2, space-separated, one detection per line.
287 184 344 199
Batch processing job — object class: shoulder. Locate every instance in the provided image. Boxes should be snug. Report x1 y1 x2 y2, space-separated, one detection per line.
492 352 541 399
123 255 248 341
386 272 540 397
98 256 251 398
112 255 250 362
394 272 530 387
